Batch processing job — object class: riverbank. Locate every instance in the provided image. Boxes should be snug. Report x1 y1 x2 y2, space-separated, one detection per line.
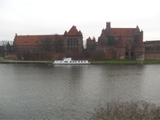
1 58 160 64
0 59 48 64
90 59 160 64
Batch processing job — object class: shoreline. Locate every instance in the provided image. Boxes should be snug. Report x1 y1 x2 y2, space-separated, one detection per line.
1 59 160 64
0 59 48 64
0 61 160 65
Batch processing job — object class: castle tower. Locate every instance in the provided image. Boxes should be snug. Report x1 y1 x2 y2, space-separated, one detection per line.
134 31 145 61
116 36 126 59
86 37 96 50
106 22 111 29
63 26 83 54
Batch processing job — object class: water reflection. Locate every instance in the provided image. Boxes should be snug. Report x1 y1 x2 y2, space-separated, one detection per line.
0 64 160 119
140 64 160 104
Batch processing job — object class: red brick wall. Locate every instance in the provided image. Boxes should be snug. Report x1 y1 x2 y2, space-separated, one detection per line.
145 51 160 59
51 53 65 60
5 53 18 60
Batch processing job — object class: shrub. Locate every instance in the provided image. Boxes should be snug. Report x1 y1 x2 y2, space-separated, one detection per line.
90 101 160 120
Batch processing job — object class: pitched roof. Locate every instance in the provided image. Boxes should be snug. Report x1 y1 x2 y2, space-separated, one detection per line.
65 26 82 36
111 28 136 36
117 36 125 47
14 35 63 46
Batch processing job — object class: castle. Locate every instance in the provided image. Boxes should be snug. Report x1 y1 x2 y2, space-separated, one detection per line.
14 26 84 60
12 22 160 60
86 22 145 60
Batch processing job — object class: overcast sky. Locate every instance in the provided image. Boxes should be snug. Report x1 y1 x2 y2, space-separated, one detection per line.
0 0 160 42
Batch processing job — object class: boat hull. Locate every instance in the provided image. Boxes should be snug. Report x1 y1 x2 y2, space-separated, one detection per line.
53 63 90 65
53 57 90 65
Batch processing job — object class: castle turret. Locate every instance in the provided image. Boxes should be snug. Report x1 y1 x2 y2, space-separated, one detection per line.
86 37 96 50
106 22 111 29
134 32 145 61
64 31 68 36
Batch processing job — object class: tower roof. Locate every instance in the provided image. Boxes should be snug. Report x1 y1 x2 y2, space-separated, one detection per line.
66 25 82 36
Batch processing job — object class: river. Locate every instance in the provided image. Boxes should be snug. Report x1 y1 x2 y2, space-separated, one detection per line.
0 64 160 119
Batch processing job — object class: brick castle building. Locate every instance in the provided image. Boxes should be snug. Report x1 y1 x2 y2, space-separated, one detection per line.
14 26 84 60
12 22 160 60
86 22 145 60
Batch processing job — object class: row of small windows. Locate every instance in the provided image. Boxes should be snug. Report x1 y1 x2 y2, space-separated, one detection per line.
67 38 78 40
64 35 81 37
64 61 88 63
67 44 79 46
67 47 78 51
67 40 78 44
24 41 38 43
15 45 57 47
113 36 133 40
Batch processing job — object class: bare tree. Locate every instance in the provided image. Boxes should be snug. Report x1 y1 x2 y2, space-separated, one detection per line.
91 101 160 120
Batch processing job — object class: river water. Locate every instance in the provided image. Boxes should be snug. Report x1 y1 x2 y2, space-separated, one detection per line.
0 64 160 119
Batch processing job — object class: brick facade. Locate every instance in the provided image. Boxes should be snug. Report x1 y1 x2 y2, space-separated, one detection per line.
86 22 145 60
14 26 84 60
144 41 160 59
12 23 160 60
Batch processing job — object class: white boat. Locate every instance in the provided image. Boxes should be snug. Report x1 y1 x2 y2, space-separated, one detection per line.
53 57 90 65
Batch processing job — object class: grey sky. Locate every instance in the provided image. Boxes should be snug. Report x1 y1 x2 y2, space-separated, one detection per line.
0 0 160 41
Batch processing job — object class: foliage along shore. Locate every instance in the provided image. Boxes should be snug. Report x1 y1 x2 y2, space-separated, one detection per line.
90 100 160 120
1 58 160 64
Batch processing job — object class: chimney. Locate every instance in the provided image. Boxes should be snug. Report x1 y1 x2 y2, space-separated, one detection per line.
106 22 111 29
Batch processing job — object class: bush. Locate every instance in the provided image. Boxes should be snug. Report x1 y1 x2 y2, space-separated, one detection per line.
90 101 160 120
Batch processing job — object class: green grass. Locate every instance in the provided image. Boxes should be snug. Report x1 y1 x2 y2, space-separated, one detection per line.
1 58 160 64
0 58 50 64
144 59 160 63
46 60 54 64
0 58 7 62
90 59 140 64
90 59 160 64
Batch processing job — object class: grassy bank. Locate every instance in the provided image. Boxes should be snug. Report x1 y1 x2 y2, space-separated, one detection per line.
1 58 160 64
90 59 160 64
0 58 49 64
0 58 6 62
144 59 160 64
